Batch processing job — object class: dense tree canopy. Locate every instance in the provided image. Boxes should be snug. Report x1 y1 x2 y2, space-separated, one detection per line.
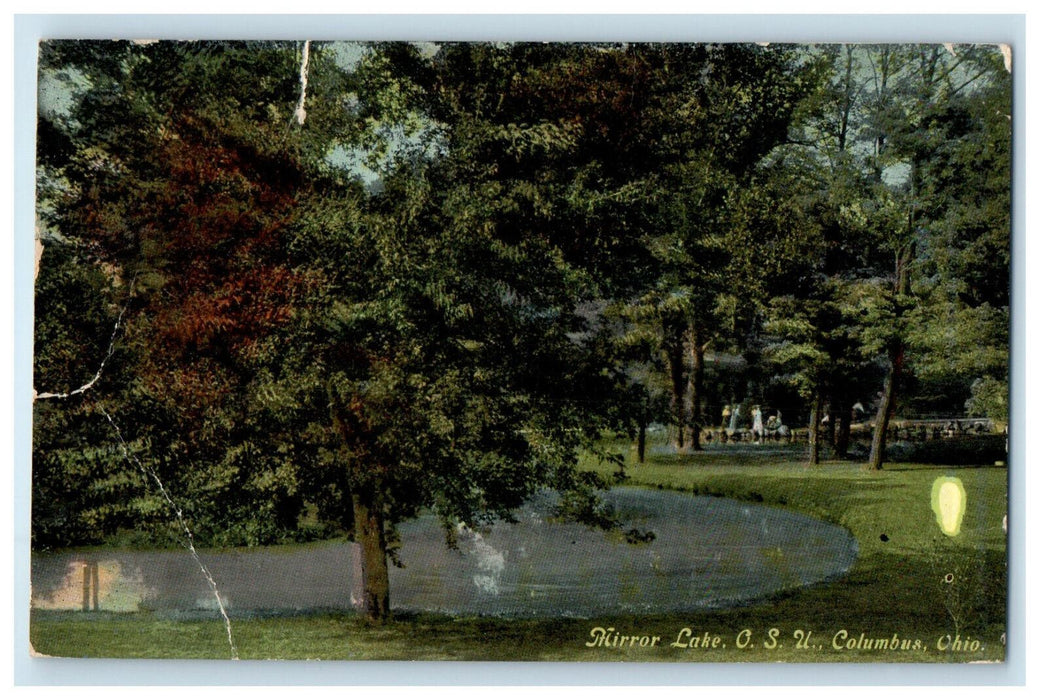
33 40 1010 619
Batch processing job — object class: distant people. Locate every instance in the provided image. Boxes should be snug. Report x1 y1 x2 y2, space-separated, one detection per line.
728 405 740 435
766 413 781 441
721 405 731 429
852 401 866 422
751 406 764 444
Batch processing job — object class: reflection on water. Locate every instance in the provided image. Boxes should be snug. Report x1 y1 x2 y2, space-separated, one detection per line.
31 488 858 618
31 541 362 615
392 488 858 617
31 559 149 612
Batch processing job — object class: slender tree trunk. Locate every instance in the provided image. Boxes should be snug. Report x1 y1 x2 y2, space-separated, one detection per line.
637 399 648 464
688 324 707 451
808 393 823 466
665 322 687 451
868 345 904 471
868 242 915 471
835 402 853 458
353 489 390 622
826 405 839 451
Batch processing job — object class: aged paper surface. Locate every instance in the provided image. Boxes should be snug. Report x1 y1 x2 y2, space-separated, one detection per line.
30 39 1010 663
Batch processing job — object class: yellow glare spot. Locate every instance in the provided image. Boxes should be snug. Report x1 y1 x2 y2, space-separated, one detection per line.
932 477 967 537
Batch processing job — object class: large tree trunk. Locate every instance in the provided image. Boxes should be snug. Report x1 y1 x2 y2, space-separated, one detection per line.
329 384 391 622
688 324 707 451
353 489 391 622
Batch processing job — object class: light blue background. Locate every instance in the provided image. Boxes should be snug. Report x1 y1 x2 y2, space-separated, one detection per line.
13 12 1027 686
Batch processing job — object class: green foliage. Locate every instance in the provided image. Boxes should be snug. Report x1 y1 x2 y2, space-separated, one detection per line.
965 377 1008 424
32 41 1009 560
762 44 1010 439
34 41 325 548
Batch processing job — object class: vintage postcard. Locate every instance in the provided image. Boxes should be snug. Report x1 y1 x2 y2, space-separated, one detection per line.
29 38 1011 664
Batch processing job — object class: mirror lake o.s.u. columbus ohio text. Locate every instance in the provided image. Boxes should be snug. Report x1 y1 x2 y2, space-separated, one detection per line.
585 626 989 655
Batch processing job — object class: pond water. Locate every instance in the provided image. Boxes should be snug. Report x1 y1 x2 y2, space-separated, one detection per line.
392 488 858 616
31 488 858 618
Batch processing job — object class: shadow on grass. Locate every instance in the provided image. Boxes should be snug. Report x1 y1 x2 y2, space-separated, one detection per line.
881 463 1008 472
29 545 1006 662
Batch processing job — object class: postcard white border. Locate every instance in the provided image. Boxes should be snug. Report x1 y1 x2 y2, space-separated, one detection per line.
9 11 1030 688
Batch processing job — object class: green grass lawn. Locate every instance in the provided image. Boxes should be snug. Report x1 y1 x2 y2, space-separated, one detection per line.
30 442 1008 662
